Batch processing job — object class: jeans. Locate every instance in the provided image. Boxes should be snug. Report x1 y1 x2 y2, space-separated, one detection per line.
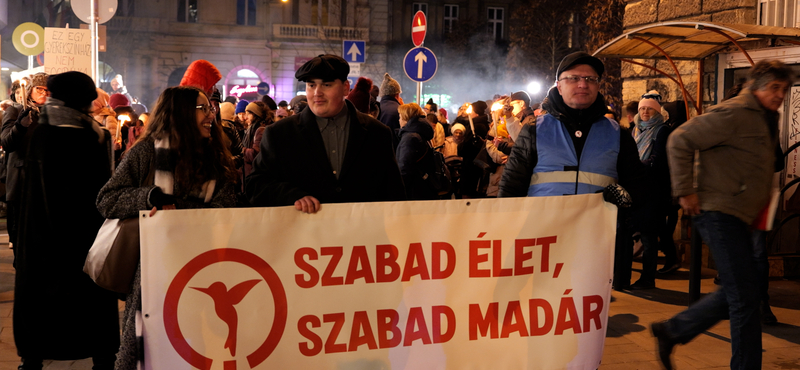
666 211 761 370
751 230 770 303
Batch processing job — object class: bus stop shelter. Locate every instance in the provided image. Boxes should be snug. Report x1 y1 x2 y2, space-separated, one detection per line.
592 21 800 303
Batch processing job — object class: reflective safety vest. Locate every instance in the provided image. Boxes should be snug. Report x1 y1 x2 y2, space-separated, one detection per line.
527 114 620 196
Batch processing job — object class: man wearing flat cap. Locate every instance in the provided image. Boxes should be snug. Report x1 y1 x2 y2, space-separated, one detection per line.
246 54 405 212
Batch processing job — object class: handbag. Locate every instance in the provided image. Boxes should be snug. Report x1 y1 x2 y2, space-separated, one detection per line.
83 216 141 293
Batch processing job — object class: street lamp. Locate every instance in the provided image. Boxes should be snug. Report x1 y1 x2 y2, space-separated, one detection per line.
527 81 541 95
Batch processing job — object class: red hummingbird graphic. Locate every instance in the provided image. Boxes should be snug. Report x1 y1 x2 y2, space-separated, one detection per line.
191 279 261 356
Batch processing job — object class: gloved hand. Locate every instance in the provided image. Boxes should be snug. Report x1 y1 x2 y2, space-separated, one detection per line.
148 187 176 209
599 183 632 208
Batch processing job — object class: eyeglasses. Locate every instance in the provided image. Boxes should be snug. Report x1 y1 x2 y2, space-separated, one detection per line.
558 75 601 85
196 104 215 115
33 86 50 95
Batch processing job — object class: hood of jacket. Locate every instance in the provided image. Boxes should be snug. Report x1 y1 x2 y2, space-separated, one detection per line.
399 115 434 141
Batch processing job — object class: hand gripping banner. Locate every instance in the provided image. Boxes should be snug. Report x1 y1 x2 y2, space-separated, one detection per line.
140 194 617 370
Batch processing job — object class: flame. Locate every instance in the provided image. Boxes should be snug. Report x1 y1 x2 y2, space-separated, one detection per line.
466 105 473 114
118 115 131 124
491 102 505 112
20 79 27 86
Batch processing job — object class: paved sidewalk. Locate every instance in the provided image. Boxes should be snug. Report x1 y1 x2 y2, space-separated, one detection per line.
0 238 798 369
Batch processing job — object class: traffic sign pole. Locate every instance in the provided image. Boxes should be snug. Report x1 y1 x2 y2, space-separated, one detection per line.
91 0 98 85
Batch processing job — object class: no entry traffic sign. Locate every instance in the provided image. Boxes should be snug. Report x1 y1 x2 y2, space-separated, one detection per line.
412 11 426 47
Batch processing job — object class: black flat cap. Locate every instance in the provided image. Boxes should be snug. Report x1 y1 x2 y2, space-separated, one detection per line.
295 54 350 82
555 52 605 81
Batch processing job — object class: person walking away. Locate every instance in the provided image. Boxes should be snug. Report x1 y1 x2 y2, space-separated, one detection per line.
14 71 119 370
651 60 792 370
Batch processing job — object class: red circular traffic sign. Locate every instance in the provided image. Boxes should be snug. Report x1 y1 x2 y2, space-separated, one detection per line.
412 11 427 47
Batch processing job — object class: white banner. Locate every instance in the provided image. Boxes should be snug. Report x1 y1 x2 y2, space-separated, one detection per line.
141 194 617 370
43 27 91 75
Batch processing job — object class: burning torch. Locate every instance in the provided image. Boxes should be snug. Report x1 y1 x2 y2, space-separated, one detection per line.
116 114 131 146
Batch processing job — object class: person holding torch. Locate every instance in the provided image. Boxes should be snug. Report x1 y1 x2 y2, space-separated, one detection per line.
1 72 49 257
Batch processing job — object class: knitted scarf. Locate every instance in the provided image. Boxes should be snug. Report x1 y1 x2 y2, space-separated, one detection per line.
633 112 666 161
153 137 216 202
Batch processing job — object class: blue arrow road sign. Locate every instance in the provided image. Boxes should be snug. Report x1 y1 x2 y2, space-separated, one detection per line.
343 40 366 63
403 47 437 83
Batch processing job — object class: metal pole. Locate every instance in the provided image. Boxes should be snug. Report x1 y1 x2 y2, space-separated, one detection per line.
417 82 422 105
90 0 99 86
28 55 33 70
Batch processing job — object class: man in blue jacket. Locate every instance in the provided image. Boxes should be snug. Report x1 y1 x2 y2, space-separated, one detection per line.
498 52 642 198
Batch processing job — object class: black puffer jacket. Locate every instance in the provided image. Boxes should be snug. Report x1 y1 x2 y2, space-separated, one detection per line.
396 116 436 200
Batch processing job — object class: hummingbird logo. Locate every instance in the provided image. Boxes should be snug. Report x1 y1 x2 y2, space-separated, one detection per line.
191 279 261 356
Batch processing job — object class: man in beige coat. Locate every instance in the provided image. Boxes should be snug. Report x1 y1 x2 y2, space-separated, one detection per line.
652 60 792 370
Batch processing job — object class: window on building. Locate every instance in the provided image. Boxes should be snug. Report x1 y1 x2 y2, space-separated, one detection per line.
444 4 458 33
312 0 329 26
758 0 798 27
177 0 198 23
237 0 256 25
488 7 504 41
413 3 428 16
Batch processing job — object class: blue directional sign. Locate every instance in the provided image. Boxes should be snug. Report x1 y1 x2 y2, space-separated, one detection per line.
343 40 366 63
403 47 437 83
347 76 358 86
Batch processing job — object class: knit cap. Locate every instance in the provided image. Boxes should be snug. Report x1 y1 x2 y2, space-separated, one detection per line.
180 60 222 95
380 73 402 97
235 100 249 114
109 93 130 109
220 102 236 121
27 72 49 95
451 123 466 134
346 77 373 113
639 92 662 111
246 102 265 119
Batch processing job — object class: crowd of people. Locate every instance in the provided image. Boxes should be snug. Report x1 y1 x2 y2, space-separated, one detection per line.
0 51 788 370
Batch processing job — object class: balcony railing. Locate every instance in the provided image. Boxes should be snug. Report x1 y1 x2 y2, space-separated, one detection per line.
273 24 369 41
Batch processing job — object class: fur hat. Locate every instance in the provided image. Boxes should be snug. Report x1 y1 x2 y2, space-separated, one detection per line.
48 72 98 111
27 72 49 95
235 100 249 114
220 102 236 121
346 77 373 113
246 102 265 119
180 60 222 95
380 73 402 97
109 93 130 109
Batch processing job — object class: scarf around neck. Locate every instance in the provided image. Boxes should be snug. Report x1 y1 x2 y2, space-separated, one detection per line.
153 137 216 202
633 112 666 161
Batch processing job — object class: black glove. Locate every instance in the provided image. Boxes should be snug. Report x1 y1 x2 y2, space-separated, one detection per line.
599 183 632 208
148 187 176 209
